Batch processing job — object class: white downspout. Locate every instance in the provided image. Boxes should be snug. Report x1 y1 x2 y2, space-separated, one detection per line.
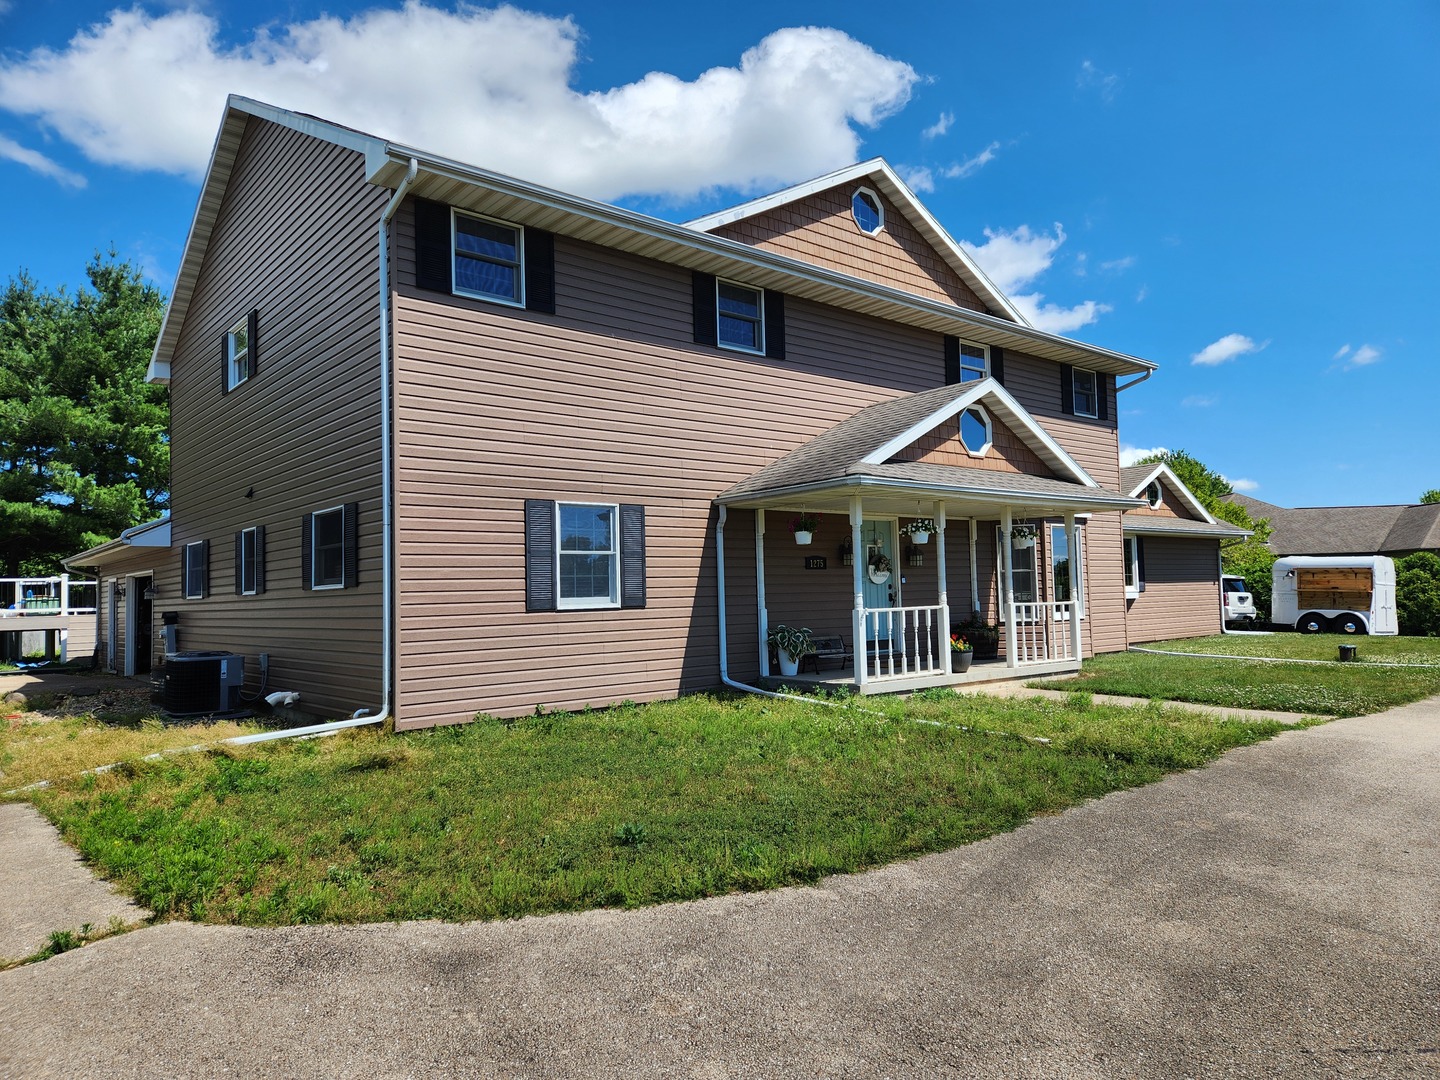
232 157 419 746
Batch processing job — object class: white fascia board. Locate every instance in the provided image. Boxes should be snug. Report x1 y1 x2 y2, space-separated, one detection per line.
860 378 1100 488
1127 462 1216 523
715 474 1137 511
684 158 1029 327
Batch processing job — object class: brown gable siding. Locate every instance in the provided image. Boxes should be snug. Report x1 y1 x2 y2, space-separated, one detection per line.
1129 481 1195 520
1125 537 1222 643
166 117 388 718
901 415 1052 476
708 183 988 313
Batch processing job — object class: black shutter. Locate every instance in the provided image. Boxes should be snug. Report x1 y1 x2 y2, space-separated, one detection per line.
619 504 647 609
198 539 209 599
247 309 259 379
763 291 785 359
991 347 1005 385
414 198 452 294
524 227 556 314
1060 364 1075 415
525 499 557 612
180 549 187 596
943 336 960 384
692 271 717 347
1098 373 1112 422
220 332 230 395
234 531 243 595
343 503 359 589
1137 537 1147 593
254 525 266 595
300 514 313 591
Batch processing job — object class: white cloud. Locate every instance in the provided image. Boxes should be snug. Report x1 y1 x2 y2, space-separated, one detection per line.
1182 394 1218 408
1100 255 1136 273
942 140 1000 179
1077 59 1121 102
922 111 954 139
1135 285 1149 302
0 134 86 188
1120 445 1168 468
0 6 918 201
1333 343 1352 360
1347 343 1382 368
960 222 1111 333
1191 333 1268 366
1226 477 1260 492
897 165 934 193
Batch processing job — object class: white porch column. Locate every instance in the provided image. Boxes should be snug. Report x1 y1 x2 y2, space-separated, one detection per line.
934 501 951 675
1066 512 1083 663
59 574 70 616
968 517 980 617
755 509 769 677
850 496 867 687
1001 506 1017 669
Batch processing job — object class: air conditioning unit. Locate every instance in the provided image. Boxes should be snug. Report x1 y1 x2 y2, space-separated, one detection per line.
162 650 245 715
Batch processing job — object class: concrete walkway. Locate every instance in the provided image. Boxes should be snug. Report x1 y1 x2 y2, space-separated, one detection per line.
0 698 1436 1078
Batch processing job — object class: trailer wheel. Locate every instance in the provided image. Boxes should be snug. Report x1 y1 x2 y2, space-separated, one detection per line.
1335 613 1368 635
1297 612 1329 634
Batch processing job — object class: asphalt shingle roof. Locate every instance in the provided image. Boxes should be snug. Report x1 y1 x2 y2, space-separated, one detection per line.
1226 494 1440 556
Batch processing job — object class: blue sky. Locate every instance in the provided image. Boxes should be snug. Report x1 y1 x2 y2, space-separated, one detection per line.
2 0 1436 508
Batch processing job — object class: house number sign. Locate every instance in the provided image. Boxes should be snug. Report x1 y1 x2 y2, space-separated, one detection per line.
804 556 827 570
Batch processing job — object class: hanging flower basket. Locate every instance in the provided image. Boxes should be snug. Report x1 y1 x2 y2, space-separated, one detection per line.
1010 524 1038 550
790 514 819 546
901 518 937 545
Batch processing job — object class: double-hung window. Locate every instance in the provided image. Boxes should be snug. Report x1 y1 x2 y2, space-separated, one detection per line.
1072 368 1099 418
1124 536 1142 598
996 527 1037 609
236 526 265 596
558 503 619 609
223 310 258 393
525 499 646 612
183 540 209 600
959 342 988 382
1049 524 1086 617
311 506 346 589
453 210 524 306
716 280 764 353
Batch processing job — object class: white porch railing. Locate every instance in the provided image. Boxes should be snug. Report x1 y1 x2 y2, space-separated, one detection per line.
862 605 947 680
1009 601 1078 664
0 576 97 618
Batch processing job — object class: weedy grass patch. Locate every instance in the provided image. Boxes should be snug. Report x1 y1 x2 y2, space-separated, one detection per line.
21 690 1305 926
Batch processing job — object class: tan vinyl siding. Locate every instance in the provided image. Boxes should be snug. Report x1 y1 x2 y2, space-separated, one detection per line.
905 415 1052 475
89 546 169 673
166 117 387 718
1125 537 1223 643
1130 482 1195 520
708 184 988 312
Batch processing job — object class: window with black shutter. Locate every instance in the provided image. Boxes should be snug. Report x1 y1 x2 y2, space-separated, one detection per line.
183 540 209 600
235 525 265 596
412 198 555 313
221 310 259 393
525 499 646 612
303 504 357 590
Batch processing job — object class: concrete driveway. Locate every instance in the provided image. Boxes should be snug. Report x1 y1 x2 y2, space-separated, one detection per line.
1 698 1436 1079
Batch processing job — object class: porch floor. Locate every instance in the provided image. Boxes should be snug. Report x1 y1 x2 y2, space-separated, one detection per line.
758 656 1080 695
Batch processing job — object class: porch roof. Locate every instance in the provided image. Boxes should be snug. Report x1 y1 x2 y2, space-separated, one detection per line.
1122 516 1250 540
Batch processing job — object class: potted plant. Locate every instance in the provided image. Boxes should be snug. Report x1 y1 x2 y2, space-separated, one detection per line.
949 633 974 672
1009 523 1038 550
790 513 820 546
867 549 893 585
767 624 813 677
955 615 999 660
901 518 937 544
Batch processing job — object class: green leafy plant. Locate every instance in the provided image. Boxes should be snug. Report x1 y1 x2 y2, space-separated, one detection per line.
790 513 819 535
767 624 813 659
949 634 973 652
613 822 647 848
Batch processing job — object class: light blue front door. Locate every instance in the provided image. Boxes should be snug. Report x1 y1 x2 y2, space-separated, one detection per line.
861 520 898 641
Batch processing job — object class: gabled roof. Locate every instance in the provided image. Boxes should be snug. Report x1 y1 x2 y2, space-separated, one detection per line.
1120 463 1216 523
717 379 1138 513
1225 495 1440 556
683 159 1027 326
149 96 1159 383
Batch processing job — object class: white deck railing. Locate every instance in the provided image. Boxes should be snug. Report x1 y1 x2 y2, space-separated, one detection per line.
0 576 97 618
862 605 947 679
1009 601 1078 664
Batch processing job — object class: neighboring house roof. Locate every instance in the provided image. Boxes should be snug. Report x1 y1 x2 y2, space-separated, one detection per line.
1226 494 1440 556
63 516 172 570
717 378 1139 513
1118 464 1249 540
683 159 1027 326
148 96 1159 384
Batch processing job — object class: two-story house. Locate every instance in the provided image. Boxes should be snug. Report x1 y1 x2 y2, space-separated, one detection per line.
71 95 1239 730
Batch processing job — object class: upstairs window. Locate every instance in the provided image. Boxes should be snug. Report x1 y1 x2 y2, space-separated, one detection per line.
959 342 988 382
852 188 883 234
183 540 209 600
222 310 258 393
1072 368 1099 418
453 210 524 306
716 280 764 353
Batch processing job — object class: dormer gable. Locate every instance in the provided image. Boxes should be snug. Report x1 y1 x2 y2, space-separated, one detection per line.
1121 463 1217 522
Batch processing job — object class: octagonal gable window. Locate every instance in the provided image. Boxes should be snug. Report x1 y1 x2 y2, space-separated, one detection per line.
852 188 883 235
959 405 992 456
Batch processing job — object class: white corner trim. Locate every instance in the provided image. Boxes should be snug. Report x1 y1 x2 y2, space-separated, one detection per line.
861 379 1100 488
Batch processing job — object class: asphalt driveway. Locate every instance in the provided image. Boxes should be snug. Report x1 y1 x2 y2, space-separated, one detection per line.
1 697 1436 1078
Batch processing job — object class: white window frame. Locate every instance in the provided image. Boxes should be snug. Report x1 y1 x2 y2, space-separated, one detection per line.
239 526 260 596
183 541 206 600
311 504 347 591
959 404 993 457
1123 535 1141 599
715 279 765 355
1072 367 1099 418
1144 480 1163 509
556 501 620 610
1049 523 1087 619
960 340 989 383
452 209 525 308
226 316 249 391
851 186 884 235
996 526 1038 614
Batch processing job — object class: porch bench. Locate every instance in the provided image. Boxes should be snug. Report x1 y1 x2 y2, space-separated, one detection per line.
803 635 853 673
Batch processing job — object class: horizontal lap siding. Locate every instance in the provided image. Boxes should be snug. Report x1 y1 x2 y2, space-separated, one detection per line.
1126 537 1223 643
1131 483 1194 520
709 184 988 312
392 228 944 727
167 118 387 717
92 547 169 672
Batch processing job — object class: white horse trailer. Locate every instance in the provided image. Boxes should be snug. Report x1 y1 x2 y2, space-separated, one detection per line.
1271 556 1397 635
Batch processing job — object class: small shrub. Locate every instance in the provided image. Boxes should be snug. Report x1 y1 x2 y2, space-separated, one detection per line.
613 822 647 848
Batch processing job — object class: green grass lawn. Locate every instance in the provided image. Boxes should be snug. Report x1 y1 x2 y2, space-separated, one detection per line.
1032 634 1440 717
7 690 1310 926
